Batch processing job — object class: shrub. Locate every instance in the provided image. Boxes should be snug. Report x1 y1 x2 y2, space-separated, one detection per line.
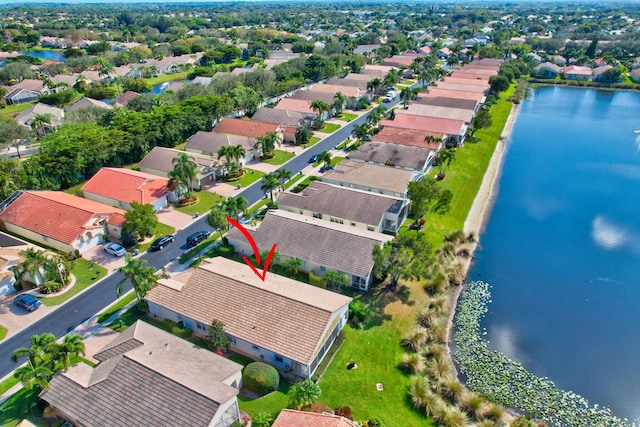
368 417 385 427
243 362 280 395
309 272 327 289
13 282 23 292
334 406 352 419
40 280 64 294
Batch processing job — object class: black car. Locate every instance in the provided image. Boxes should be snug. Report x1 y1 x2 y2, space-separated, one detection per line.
187 230 211 246
151 235 175 251
308 154 318 163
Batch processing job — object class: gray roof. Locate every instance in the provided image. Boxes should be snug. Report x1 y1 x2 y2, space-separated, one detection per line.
348 141 433 171
227 210 392 279
278 181 406 226
146 257 352 366
326 78 367 89
186 131 253 156
139 147 218 175
251 108 314 128
291 90 335 105
414 96 478 111
40 321 241 427
534 62 561 73
322 159 414 195
66 97 112 112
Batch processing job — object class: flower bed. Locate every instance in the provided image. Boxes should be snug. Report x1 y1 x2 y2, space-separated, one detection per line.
176 196 198 207
454 281 630 427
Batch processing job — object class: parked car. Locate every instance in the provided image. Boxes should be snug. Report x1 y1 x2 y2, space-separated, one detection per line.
320 165 334 172
14 294 42 312
151 235 175 251
308 154 318 163
384 92 396 102
186 230 211 246
104 242 126 257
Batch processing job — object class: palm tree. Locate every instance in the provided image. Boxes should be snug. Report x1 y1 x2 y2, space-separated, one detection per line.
333 92 347 116
424 134 443 149
15 248 49 285
56 334 85 372
366 77 383 96
352 123 372 143
221 196 248 221
274 168 292 190
116 254 166 305
171 153 198 196
288 379 321 409
14 360 53 391
310 100 330 127
217 145 234 176
230 144 246 171
256 131 280 158
31 113 53 136
261 173 280 202
383 69 400 88
317 150 332 168
11 333 59 390
436 148 456 178
167 169 186 198
260 249 280 271
400 87 412 109
97 57 115 79
324 269 349 290
283 257 303 279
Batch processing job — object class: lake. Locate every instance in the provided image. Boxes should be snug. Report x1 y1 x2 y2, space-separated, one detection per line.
467 87 640 422
20 50 67 62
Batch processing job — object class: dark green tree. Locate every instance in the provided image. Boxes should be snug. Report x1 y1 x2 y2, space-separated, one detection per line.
122 202 159 244
206 319 230 353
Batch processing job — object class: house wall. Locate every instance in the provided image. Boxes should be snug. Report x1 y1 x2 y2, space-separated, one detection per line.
277 204 383 233
1 223 75 254
7 90 40 105
320 178 408 199
209 398 240 427
565 72 591 81
228 237 373 290
0 275 16 297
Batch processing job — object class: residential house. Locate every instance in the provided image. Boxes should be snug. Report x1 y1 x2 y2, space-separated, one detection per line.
563 65 592 81
630 68 640 83
278 181 409 234
420 87 485 104
527 52 542 63
438 47 451 60
82 168 170 211
4 80 45 105
321 159 415 198
442 76 490 88
353 44 380 55
40 321 243 427
0 191 125 255
361 64 397 79
348 141 435 178
380 113 467 145
340 73 375 87
190 76 213 86
418 45 432 56
593 65 615 81
0 232 34 296
146 256 353 377
534 62 561 79
372 127 444 150
14 103 64 136
326 77 367 90
310 83 361 99
139 147 219 188
66 96 112 112
186 131 257 168
630 57 640 70
212 118 283 143
551 55 567 66
274 98 325 119
113 91 140 107
451 71 491 81
272 410 359 427
227 210 392 291
404 104 475 124
51 74 78 88
381 57 413 68
434 82 488 94
251 108 314 142
291 90 336 105
414 95 479 113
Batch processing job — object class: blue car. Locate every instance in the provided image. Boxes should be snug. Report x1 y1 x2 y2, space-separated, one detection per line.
14 294 42 312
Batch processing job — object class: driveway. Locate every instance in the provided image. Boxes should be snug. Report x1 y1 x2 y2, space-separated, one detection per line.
83 245 127 274
0 290 56 339
156 206 195 232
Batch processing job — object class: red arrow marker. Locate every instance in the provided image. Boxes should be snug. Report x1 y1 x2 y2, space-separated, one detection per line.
227 216 277 281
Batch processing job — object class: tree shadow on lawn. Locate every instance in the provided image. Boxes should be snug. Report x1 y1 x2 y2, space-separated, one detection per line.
362 283 415 329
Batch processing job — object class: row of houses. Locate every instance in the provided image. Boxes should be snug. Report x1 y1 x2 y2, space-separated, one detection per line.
533 62 624 81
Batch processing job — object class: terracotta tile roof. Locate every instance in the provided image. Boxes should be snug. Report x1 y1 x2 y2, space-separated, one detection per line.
273 409 358 427
322 159 414 195
113 91 140 106
0 191 125 245
450 71 490 81
40 321 241 427
274 98 317 115
362 64 397 78
381 113 465 136
81 168 169 206
414 95 478 111
564 65 592 76
278 181 406 226
213 118 279 139
435 82 488 94
456 67 498 76
373 127 444 149
146 257 352 366
349 141 433 170
404 104 475 123
420 88 485 102
382 57 413 67
443 76 490 87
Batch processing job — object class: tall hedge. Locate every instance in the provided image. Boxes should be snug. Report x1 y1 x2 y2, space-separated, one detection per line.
243 362 280 395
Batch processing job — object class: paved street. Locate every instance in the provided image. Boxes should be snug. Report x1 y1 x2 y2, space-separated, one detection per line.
0 92 410 378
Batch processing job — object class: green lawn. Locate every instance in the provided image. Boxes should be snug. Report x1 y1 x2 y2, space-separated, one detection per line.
175 190 224 216
144 70 191 86
0 103 34 118
40 258 108 307
261 150 295 165
239 377 293 418
0 325 7 341
0 376 19 395
226 168 265 188
247 198 269 215
0 388 43 427
97 292 136 324
64 181 85 197
317 123 341 134
136 223 176 253
307 136 322 147
336 112 358 122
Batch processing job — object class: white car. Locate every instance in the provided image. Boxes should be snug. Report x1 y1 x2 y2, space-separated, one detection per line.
104 242 126 257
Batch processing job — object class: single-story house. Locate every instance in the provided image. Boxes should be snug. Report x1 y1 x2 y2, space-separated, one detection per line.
66 96 112 112
450 71 491 81
146 256 352 378
274 98 326 120
291 90 335 105
0 191 125 255
309 83 361 99
278 181 409 234
186 131 257 166
563 65 592 81
82 168 170 211
592 65 614 81
40 320 243 427
4 80 46 105
438 47 451 60
212 118 283 142
272 409 359 427
321 158 415 198
227 209 392 290
339 73 373 85
372 127 444 150
382 57 414 68
251 108 313 142
361 64 397 79
442 76 490 88
139 147 219 188
434 82 488 94
534 62 562 79
348 141 435 178
51 74 78 88
414 95 479 113
113 91 140 107
189 76 213 86
404 103 475 124
420 87 485 104
0 232 34 296
630 68 640 84
14 103 64 136
527 52 542 63
551 55 567 66
326 77 367 90
418 45 432 56
353 44 380 55
380 113 467 145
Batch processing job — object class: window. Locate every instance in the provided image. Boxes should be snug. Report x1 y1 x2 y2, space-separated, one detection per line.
351 222 356 226
313 212 322 219
196 322 207 331
367 226 375 231
275 355 284 363
252 345 260 351
320 266 326 272
330 217 344 224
